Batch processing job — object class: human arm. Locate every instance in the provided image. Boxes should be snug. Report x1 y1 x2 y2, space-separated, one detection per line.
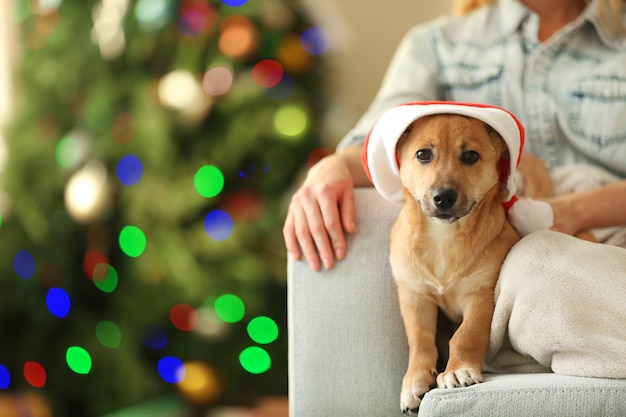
545 180 626 236
283 144 371 272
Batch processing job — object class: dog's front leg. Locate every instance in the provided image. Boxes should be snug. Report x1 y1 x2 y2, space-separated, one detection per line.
397 281 439 415
437 286 494 389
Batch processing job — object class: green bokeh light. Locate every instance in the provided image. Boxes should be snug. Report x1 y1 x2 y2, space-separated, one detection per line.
93 264 118 293
273 105 308 139
96 321 122 349
247 316 279 344
66 346 92 375
194 165 224 198
55 136 80 168
239 346 271 374
118 226 146 258
214 294 245 323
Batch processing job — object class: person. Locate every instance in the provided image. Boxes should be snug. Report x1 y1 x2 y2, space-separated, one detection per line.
283 0 626 272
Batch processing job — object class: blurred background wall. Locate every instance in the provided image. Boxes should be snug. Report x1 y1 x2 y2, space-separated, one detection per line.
316 0 452 131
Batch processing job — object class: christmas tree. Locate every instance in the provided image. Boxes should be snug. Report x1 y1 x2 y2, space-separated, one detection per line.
1 0 329 415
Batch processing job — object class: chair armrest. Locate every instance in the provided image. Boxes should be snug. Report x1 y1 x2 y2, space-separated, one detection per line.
288 188 405 417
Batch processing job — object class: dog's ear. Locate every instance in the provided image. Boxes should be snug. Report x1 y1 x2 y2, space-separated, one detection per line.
486 125 512 201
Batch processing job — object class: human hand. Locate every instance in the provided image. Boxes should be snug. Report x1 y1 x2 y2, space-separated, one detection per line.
283 153 357 271
543 194 582 236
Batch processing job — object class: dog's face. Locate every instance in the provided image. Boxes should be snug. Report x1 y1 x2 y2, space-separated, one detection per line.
396 114 510 223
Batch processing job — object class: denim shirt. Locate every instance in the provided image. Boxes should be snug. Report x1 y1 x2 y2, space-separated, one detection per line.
337 0 626 178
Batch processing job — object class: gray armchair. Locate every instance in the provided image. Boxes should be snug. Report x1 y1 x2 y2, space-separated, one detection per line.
288 188 626 416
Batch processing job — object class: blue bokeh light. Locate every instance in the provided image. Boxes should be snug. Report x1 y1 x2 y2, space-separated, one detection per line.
265 74 294 100
116 154 143 186
157 356 185 384
204 210 234 241
14 250 36 279
300 27 331 55
222 0 247 6
46 287 71 318
0 364 10 389
141 324 167 349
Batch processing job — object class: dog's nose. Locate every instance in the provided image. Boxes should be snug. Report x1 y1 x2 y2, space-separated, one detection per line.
432 188 457 210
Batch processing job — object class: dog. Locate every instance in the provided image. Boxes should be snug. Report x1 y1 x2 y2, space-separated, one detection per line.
390 114 521 414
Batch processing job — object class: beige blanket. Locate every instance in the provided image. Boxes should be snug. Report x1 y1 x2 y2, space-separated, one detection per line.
485 230 626 378
486 164 626 377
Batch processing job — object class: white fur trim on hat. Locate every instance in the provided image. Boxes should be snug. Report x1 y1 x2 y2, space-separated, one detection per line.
362 101 524 204
361 101 553 236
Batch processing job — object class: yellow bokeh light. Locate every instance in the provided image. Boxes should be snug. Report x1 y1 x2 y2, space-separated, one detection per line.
277 35 313 74
176 361 224 405
273 105 309 139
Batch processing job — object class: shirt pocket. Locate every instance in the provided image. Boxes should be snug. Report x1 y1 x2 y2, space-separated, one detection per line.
440 63 503 104
568 76 626 147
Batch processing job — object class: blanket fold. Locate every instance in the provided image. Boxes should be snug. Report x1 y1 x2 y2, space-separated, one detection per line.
486 230 626 378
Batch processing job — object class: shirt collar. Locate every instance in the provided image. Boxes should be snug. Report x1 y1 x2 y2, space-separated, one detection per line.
497 0 626 50
582 0 626 50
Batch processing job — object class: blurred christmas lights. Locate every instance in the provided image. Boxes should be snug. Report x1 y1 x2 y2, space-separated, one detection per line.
66 346 92 375
203 66 234 96
92 263 119 293
96 321 122 349
214 294 245 323
170 304 198 332
14 250 36 280
0 365 9 389
141 324 168 349
23 361 47 388
204 210 234 241
176 361 224 405
135 0 174 30
91 0 129 60
239 346 271 375
116 154 144 186
247 316 279 345
252 60 284 88
273 105 309 139
158 356 185 384
118 225 147 258
45 287 71 319
218 15 256 58
194 165 225 198
64 160 111 223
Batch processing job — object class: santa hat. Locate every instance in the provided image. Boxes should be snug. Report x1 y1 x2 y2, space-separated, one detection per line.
361 101 553 236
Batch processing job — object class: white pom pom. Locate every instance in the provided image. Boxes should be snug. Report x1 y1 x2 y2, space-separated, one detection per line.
508 199 554 237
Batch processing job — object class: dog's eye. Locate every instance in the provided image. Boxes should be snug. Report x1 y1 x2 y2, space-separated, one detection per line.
461 151 480 165
415 149 433 163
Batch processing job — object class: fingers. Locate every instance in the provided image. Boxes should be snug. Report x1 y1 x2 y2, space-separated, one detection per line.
340 188 356 235
284 188 355 271
283 211 302 261
302 192 336 271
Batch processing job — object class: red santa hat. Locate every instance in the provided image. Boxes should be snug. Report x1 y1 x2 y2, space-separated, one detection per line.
361 101 553 236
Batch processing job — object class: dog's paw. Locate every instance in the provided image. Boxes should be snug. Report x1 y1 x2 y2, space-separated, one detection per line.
436 367 482 389
400 368 437 414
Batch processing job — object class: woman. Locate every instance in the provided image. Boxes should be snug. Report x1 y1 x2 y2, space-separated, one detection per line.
283 0 626 272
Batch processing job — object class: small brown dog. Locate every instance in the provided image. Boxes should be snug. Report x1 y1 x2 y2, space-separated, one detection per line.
391 114 520 414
